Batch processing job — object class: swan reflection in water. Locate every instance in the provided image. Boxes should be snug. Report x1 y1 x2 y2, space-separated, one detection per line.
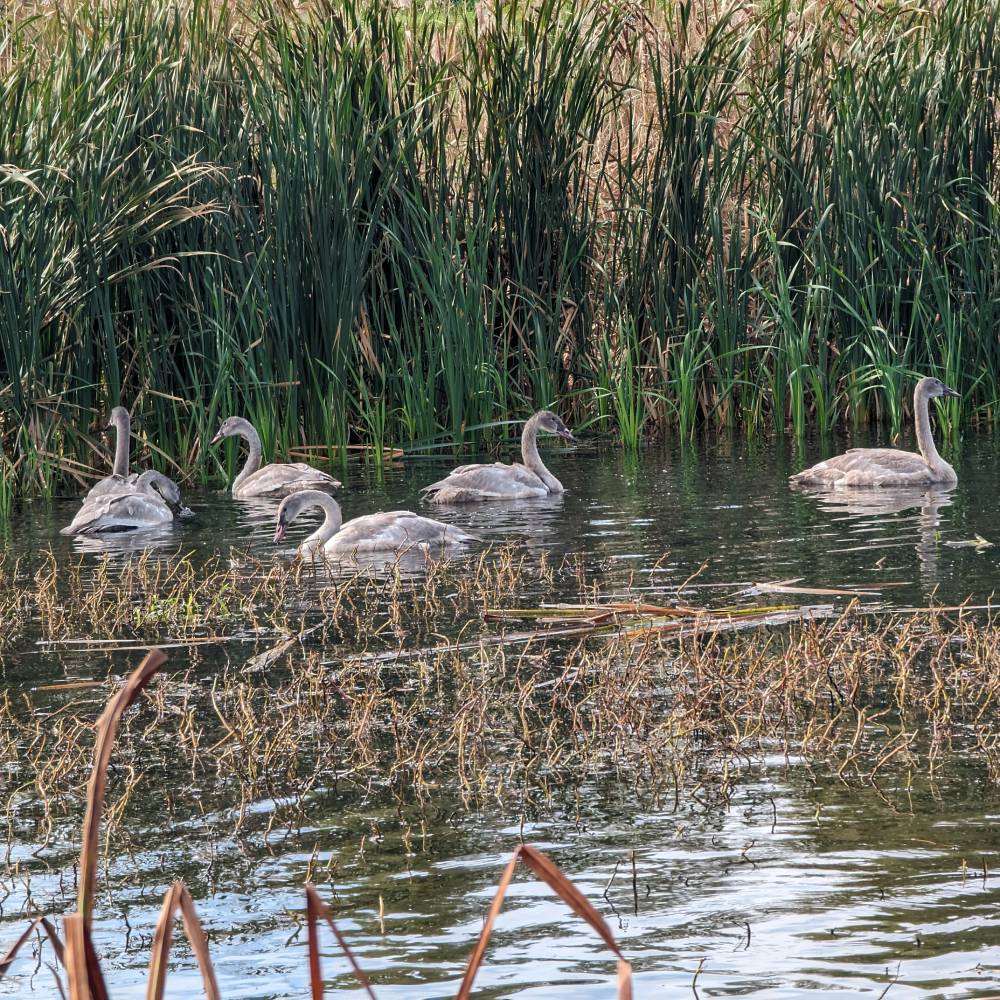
67 523 183 558
793 485 955 589
285 544 476 582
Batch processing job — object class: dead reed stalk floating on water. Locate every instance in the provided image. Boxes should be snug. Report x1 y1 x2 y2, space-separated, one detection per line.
0 649 633 997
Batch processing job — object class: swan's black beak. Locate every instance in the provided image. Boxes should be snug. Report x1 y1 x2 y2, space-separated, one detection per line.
942 385 961 398
274 521 287 543
557 425 575 442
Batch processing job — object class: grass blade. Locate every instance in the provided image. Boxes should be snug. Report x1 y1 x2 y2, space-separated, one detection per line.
176 884 220 1000
456 844 632 1000
146 881 220 1000
63 915 109 1000
0 916 64 978
146 883 182 1000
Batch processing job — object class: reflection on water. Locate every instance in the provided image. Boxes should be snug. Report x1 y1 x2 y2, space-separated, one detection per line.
793 485 955 589
50 433 1000 607
4 433 1000 997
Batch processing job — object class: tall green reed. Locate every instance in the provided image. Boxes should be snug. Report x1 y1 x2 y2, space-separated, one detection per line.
2 0 999 496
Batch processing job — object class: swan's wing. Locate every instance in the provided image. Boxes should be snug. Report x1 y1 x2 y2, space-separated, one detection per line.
328 512 475 553
446 461 510 476
238 463 341 498
62 493 173 535
422 463 547 502
791 449 935 487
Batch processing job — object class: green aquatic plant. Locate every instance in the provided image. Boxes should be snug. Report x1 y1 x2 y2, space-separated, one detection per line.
0 0 998 494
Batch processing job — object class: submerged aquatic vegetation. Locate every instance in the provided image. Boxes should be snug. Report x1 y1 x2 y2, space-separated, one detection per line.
4 583 1000 866
2 545 1000 992
1 0 999 493
0 651 634 998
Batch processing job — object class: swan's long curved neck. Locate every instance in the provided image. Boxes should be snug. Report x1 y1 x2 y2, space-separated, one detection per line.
111 412 131 478
914 386 943 466
301 494 343 550
234 424 264 490
520 415 563 493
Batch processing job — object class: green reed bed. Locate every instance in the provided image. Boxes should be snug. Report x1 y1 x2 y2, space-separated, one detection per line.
1 0 999 495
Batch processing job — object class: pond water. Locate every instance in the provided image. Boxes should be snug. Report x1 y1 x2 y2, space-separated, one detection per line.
3 430 1000 998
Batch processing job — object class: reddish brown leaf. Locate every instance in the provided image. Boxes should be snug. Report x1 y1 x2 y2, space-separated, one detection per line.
63 915 108 1000
145 881 220 1000
305 884 376 999
79 649 167 927
457 845 633 1000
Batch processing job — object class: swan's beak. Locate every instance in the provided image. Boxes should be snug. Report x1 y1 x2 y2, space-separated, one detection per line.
557 427 575 442
942 385 961 398
210 430 224 445
274 522 287 543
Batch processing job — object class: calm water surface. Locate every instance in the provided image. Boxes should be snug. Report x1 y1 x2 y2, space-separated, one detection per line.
3 432 1000 997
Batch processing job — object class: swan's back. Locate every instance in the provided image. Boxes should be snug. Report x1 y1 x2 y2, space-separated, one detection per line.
422 463 548 503
84 472 138 500
791 448 952 487
326 511 474 553
237 463 340 499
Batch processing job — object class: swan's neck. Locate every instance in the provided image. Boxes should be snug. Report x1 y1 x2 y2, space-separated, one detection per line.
300 494 343 554
233 425 263 490
111 413 130 478
520 416 563 494
914 386 943 466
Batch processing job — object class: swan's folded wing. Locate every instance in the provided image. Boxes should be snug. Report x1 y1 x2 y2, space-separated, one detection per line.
62 496 117 534
422 463 547 501
241 463 340 497
83 472 141 501
62 492 171 535
792 448 934 486
330 512 474 553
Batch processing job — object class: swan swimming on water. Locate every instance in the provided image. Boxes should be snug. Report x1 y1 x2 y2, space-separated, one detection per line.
422 410 574 503
211 417 341 499
62 471 186 535
790 377 960 488
274 490 475 559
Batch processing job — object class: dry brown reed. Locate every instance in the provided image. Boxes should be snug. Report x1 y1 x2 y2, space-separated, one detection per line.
0 650 635 997
3 550 999 994
5 599 1000 865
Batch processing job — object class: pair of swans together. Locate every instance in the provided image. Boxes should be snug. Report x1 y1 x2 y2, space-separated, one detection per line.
65 410 575 557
